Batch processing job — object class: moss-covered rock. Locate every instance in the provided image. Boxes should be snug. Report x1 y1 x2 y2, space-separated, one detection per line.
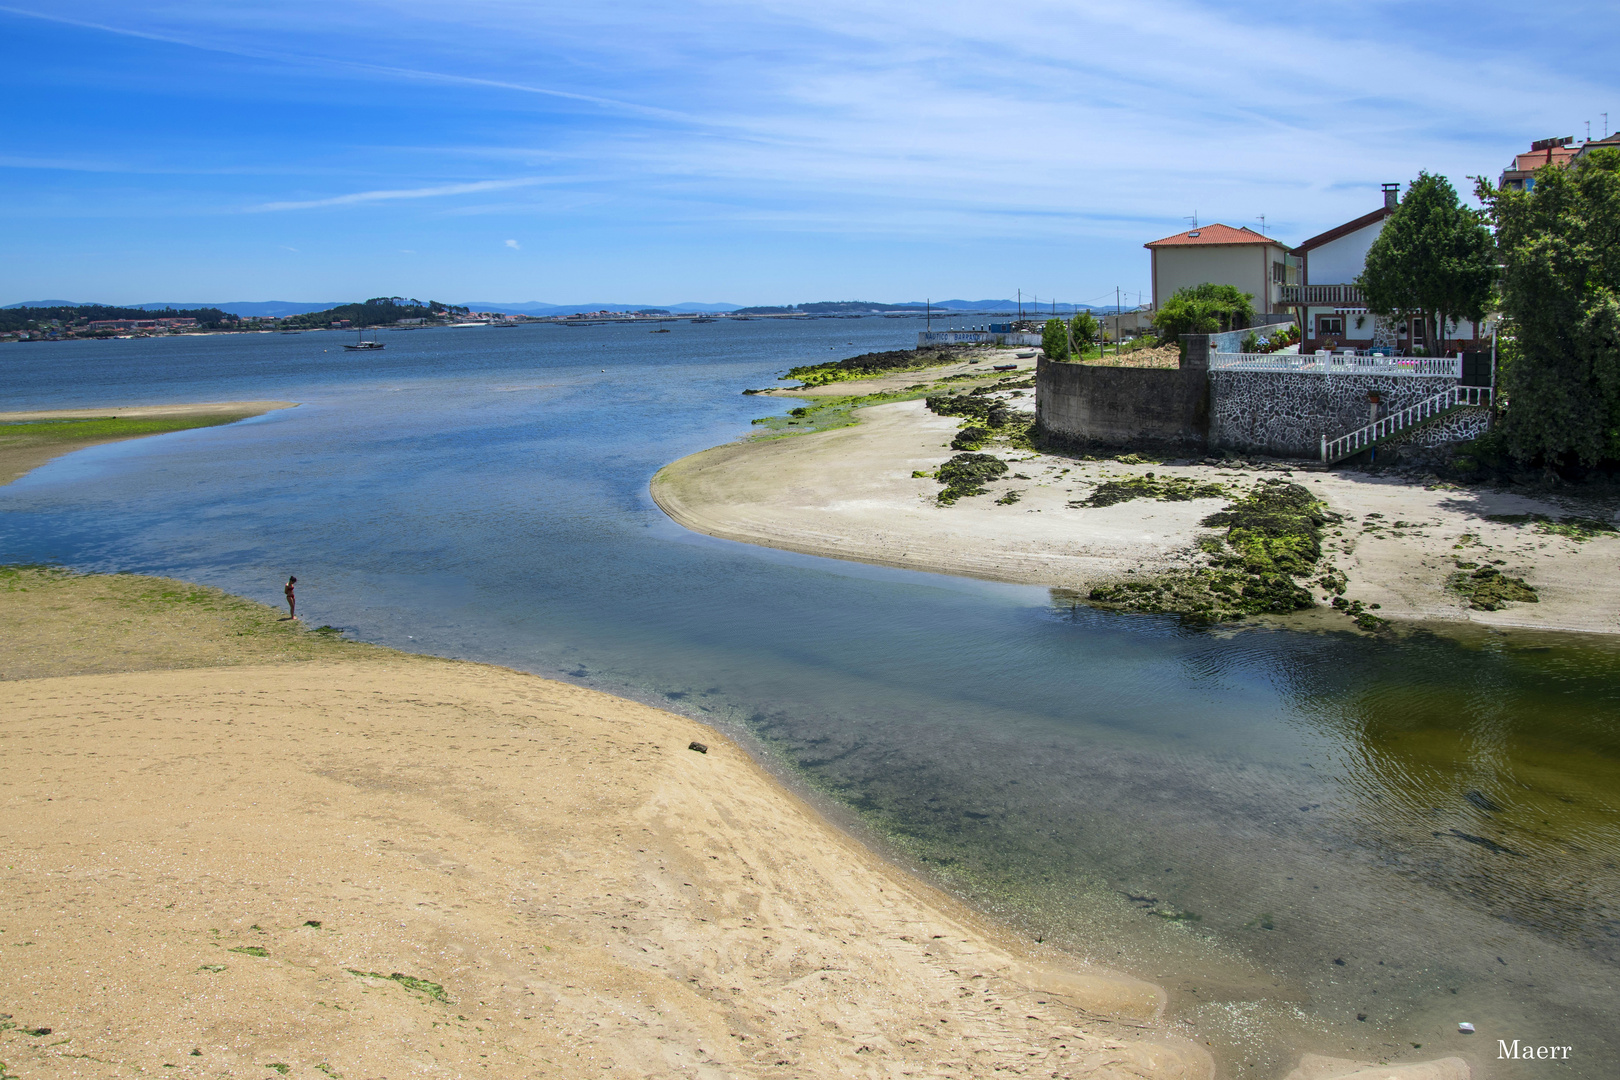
936 453 1008 505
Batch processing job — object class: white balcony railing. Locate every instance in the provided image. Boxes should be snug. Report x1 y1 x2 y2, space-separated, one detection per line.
1210 351 1462 378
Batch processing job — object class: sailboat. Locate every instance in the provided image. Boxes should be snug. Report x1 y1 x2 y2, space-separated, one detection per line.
343 328 385 351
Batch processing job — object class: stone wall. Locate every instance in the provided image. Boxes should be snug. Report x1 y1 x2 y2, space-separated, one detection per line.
1035 357 1209 450
1208 371 1458 458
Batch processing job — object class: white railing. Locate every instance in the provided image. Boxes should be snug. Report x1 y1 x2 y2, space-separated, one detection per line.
1321 385 1493 463
1211 351 1463 378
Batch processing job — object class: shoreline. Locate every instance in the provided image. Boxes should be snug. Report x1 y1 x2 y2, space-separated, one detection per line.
0 567 1473 1079
0 400 296 486
652 379 1620 637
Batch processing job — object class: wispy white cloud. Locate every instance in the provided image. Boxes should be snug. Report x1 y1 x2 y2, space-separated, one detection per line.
504 239 520 249
248 177 543 212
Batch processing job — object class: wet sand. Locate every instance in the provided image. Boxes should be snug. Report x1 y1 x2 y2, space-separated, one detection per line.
652 394 1620 636
0 401 295 486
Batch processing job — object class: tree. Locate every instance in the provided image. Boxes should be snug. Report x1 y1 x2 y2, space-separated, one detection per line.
1151 283 1255 347
1359 172 1495 355
1041 318 1071 360
1069 311 1099 349
1481 148 1620 465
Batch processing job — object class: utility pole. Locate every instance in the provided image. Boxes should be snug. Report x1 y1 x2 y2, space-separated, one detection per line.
1017 289 1022 321
926 298 930 330
1116 286 1121 355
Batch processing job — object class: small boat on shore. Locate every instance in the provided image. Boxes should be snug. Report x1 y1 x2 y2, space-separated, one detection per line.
994 364 1018 371
1015 350 1037 359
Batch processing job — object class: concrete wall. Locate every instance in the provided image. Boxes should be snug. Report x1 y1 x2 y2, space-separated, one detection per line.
1035 346 1210 451
1208 372 1459 457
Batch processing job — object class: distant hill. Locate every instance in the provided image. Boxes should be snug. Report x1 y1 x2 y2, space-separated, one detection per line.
5 300 348 317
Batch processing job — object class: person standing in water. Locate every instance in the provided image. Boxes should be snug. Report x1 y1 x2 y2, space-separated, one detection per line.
284 575 297 619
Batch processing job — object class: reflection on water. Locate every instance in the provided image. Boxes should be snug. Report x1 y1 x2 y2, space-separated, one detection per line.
2 326 1617 1077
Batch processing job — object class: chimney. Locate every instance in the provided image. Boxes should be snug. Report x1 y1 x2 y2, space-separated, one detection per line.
1382 183 1399 210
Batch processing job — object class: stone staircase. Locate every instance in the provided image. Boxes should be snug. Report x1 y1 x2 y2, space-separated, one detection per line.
1321 384 1493 464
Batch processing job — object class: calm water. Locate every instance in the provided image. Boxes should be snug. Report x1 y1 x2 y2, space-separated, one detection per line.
4 323 1617 1077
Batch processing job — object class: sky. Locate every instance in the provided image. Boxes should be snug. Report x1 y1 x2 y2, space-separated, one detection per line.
2 1 1616 308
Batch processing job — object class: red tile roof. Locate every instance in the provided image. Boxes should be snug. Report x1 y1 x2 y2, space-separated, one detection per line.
1144 223 1279 248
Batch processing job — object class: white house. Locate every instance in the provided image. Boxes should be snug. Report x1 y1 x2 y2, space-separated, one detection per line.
1287 184 1488 353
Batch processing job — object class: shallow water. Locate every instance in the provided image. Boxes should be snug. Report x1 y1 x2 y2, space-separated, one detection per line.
3 323 1617 1077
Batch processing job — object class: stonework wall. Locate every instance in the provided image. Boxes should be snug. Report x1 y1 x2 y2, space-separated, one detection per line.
1383 407 1491 448
1208 372 1458 458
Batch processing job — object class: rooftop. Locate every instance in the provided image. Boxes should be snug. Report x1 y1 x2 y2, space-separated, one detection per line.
1144 223 1282 249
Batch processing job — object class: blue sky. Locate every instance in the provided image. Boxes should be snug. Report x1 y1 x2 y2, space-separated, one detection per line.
2 1 1615 307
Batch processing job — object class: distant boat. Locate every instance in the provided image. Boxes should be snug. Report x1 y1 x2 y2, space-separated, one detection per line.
692 317 715 323
343 330 384 351
650 328 671 333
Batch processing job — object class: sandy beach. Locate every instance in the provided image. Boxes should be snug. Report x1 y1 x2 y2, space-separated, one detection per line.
0 402 296 487
653 384 1620 635
0 567 1228 1079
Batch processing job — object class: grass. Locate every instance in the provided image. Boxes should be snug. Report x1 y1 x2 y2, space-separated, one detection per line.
0 414 253 442
229 945 269 957
346 969 452 1004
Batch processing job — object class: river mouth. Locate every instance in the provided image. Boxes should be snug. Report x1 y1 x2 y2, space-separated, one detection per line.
4 323 1616 1077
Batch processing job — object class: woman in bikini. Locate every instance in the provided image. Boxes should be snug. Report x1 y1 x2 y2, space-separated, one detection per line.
284 575 297 619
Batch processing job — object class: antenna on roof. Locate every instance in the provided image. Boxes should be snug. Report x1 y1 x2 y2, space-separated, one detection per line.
1256 214 1267 235
1606 113 1611 138
1185 212 1198 229
1587 120 1592 143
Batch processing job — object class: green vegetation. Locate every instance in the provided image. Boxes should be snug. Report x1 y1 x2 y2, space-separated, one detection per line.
280 297 465 330
1041 318 1070 361
951 426 991 451
1450 565 1539 609
197 964 227 973
229 945 269 957
1361 172 1495 355
936 453 1008 504
346 969 451 1004
1485 512 1618 541
1483 148 1620 465
1068 311 1099 349
0 304 235 335
1151 283 1255 346
1087 481 1332 624
1079 473 1224 507
0 414 253 444
266 1065 291 1075
784 346 967 387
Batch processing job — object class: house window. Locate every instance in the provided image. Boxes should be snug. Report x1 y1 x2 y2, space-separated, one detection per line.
1316 315 1344 338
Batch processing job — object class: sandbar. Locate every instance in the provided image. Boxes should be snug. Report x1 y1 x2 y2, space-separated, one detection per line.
0 401 296 486
653 390 1620 635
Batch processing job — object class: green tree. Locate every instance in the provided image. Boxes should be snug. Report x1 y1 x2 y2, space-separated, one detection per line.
1359 172 1495 355
1151 283 1255 347
1068 311 1099 349
1482 148 1620 465
1041 318 1071 360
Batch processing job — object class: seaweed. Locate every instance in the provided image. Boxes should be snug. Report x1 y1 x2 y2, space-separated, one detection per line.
950 426 991 451
1081 473 1225 508
1484 512 1618 542
935 453 1008 505
1449 566 1538 610
346 969 451 1004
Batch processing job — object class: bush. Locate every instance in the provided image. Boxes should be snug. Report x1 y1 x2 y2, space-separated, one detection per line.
1151 283 1255 347
1041 318 1070 361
